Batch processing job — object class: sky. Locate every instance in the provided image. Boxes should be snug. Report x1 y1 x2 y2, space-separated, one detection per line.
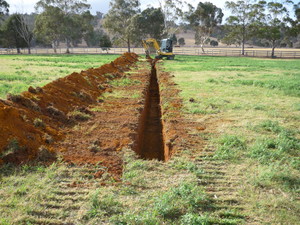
6 0 227 15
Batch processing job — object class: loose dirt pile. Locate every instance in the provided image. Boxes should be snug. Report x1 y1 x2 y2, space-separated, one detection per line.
0 53 139 165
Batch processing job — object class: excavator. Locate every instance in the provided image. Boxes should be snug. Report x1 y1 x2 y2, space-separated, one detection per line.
142 38 175 60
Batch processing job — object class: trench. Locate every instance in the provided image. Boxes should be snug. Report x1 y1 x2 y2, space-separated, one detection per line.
136 64 166 161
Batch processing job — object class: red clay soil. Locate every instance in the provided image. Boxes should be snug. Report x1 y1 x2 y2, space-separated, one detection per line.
0 53 192 180
0 53 139 166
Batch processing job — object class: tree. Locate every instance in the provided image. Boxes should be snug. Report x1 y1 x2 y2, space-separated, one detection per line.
35 0 92 53
224 0 264 55
170 33 177 45
289 2 300 46
158 0 184 36
132 7 165 41
258 1 293 57
186 2 223 53
210 40 218 46
13 14 33 54
103 0 140 52
0 0 9 20
2 14 28 53
84 29 112 48
178 37 185 45
34 6 64 52
99 33 112 53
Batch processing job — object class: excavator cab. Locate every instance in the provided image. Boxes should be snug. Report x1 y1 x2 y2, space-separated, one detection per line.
160 39 173 53
142 38 175 60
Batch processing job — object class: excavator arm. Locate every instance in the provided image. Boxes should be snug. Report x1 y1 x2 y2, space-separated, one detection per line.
142 38 162 58
142 38 175 60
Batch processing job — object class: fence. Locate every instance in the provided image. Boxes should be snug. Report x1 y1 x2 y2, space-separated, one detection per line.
1 46 300 58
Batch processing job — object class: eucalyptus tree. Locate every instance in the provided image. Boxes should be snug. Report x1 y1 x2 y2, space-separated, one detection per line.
186 2 223 53
158 0 184 36
103 0 140 52
257 1 294 57
0 0 9 20
2 14 28 53
131 7 165 41
35 0 92 53
224 0 265 55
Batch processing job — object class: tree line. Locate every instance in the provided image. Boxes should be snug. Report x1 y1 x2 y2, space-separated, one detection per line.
0 0 300 57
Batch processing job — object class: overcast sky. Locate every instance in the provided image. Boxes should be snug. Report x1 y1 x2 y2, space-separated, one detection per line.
6 0 227 15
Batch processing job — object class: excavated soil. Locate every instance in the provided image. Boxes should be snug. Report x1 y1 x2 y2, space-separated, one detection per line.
0 53 139 166
0 53 189 179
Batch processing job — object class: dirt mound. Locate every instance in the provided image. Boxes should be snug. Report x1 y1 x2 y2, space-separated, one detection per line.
0 53 139 165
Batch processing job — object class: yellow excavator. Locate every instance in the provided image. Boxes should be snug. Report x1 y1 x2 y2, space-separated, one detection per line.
142 38 175 60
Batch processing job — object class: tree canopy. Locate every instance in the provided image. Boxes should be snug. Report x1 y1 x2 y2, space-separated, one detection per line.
2 14 28 53
0 0 9 19
103 0 140 52
35 0 92 53
132 7 165 41
186 2 223 52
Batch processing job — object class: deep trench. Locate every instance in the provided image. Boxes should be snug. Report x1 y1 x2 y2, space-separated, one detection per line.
136 65 165 161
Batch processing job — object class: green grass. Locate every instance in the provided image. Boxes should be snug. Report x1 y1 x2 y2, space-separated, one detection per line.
167 55 300 224
1 55 299 224
0 54 120 99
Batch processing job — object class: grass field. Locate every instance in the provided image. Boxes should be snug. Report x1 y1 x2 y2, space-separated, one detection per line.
164 56 300 224
0 55 299 224
0 54 119 99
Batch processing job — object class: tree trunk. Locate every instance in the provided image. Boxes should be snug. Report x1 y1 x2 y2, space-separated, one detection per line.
241 24 245 56
17 48 21 54
127 38 131 53
52 41 57 53
28 47 31 54
66 38 70 54
241 40 245 56
271 40 276 58
200 44 205 53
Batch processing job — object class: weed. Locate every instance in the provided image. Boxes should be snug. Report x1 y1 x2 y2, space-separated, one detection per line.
1 139 22 157
84 191 123 219
154 182 208 220
90 106 105 112
207 78 219 83
180 213 211 225
68 110 91 121
255 120 283 133
36 146 56 162
98 84 106 90
104 73 115 79
97 96 104 102
46 105 65 118
33 118 45 128
249 131 299 164
110 211 160 225
43 133 53 144
214 135 246 160
170 157 198 173
250 163 300 192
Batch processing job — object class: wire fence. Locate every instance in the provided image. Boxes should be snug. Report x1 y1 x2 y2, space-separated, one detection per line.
1 46 300 58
